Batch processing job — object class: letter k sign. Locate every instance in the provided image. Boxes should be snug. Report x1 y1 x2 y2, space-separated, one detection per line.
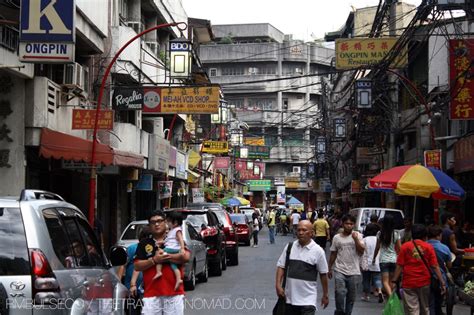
23 0 72 35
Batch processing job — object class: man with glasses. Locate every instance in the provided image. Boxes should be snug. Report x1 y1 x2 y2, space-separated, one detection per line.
135 210 190 315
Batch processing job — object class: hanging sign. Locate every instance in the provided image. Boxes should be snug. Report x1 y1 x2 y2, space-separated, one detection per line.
202 141 228 154
424 149 442 170
214 157 230 169
112 87 143 110
72 109 114 130
158 181 173 199
449 39 474 120
192 188 204 203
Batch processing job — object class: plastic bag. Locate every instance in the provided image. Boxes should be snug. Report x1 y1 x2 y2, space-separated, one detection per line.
382 293 405 315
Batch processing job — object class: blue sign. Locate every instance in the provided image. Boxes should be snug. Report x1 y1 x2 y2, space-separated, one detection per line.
20 0 75 42
135 174 153 191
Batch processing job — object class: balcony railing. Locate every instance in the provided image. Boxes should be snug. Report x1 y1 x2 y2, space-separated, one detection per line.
0 24 19 52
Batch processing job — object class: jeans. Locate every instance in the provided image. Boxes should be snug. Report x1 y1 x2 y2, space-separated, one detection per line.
362 270 382 293
429 285 444 315
252 230 259 245
334 270 361 315
284 304 316 315
268 225 275 244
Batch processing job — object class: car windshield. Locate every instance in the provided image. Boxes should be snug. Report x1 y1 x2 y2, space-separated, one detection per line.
0 207 30 275
230 214 246 224
122 223 148 240
186 214 208 232
213 210 230 226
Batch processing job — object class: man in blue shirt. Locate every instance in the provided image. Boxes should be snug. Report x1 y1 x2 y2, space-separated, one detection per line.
427 225 452 315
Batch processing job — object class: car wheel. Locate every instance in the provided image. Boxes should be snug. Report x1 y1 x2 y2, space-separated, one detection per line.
229 249 239 266
184 263 196 291
221 250 227 271
197 258 208 283
210 255 222 277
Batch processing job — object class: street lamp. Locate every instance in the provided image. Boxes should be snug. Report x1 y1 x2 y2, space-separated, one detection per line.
169 37 192 78
88 22 188 225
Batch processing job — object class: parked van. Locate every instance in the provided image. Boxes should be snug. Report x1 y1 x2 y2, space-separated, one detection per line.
349 207 405 233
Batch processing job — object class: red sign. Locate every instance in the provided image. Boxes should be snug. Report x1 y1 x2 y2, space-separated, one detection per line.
454 135 474 174
449 39 474 120
72 109 114 130
424 149 442 170
214 157 230 169
234 159 265 180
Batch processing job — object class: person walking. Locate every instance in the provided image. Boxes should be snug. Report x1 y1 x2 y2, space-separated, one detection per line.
427 225 452 315
268 207 276 244
373 214 401 298
275 220 329 315
363 214 380 237
391 224 446 315
134 210 190 315
360 224 383 303
400 216 413 244
328 214 365 315
313 211 330 250
252 214 260 247
291 209 301 238
441 212 465 266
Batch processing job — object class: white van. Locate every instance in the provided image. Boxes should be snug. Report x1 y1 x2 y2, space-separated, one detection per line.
349 207 405 233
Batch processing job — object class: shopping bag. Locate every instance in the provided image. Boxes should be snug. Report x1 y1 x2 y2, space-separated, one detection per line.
382 293 405 315
272 297 286 315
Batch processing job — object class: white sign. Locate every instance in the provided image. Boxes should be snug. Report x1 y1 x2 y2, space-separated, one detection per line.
192 188 204 203
19 42 74 63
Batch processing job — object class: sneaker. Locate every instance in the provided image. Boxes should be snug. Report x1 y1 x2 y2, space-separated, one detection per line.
378 293 384 303
361 296 369 302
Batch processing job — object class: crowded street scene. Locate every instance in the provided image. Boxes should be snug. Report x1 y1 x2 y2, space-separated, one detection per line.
1 0 474 314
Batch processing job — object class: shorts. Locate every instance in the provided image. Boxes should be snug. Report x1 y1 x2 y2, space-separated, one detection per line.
379 262 396 273
142 295 184 315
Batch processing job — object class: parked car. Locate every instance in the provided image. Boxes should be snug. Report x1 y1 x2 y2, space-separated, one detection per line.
117 218 208 291
187 203 239 266
230 213 253 246
167 208 227 276
238 206 257 219
349 207 405 234
0 189 128 314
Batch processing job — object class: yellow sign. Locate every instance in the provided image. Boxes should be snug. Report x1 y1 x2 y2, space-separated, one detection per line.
244 137 265 146
161 86 220 114
202 141 228 154
335 38 407 69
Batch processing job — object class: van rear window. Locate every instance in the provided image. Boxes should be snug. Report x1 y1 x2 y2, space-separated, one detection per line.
0 208 30 275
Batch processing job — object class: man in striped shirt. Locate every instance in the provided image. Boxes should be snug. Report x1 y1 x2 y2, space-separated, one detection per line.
276 220 329 314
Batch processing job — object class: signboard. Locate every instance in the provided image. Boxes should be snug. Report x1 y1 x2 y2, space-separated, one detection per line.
335 38 407 69
135 174 153 191
277 186 286 204
244 137 265 146
235 159 265 180
214 157 230 169
72 109 114 130
175 151 187 180
158 181 173 199
140 86 220 114
202 141 228 154
20 0 75 63
449 39 474 120
424 149 442 170
356 79 372 109
192 188 204 203
351 180 362 194
234 146 270 159
454 135 474 174
247 180 271 191
112 87 143 110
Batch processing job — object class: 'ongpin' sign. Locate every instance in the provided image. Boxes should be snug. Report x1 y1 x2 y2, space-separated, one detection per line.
20 0 75 63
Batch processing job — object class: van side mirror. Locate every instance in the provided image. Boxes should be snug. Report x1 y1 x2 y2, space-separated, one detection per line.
109 246 127 266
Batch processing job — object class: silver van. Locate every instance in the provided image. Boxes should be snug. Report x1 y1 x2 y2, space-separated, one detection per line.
0 190 128 314
349 207 405 234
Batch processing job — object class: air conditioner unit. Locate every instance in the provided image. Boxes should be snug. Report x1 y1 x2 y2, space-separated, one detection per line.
293 166 301 173
145 41 159 55
127 21 144 34
142 117 165 138
63 62 85 91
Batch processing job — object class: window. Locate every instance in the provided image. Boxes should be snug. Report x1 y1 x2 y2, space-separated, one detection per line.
43 208 74 268
76 218 105 267
122 223 148 240
118 0 128 22
62 217 92 268
222 67 244 76
248 67 258 75
209 68 217 77
187 223 201 241
0 207 30 275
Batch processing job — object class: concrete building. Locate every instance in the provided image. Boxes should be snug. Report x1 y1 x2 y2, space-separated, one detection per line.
199 23 334 208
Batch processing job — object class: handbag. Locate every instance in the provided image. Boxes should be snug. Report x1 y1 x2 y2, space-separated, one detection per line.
273 241 293 315
382 293 405 315
412 240 441 292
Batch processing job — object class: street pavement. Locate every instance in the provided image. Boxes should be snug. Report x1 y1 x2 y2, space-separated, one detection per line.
185 227 471 315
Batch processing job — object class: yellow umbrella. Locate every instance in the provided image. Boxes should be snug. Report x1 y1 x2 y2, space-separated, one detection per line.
234 196 250 205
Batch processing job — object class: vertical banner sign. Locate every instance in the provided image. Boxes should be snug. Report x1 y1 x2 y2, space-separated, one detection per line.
158 181 173 199
449 39 474 120
276 186 286 204
424 149 442 170
20 0 76 63
192 188 204 203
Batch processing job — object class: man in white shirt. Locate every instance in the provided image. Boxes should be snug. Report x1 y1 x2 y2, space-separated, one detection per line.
275 220 329 315
291 209 301 238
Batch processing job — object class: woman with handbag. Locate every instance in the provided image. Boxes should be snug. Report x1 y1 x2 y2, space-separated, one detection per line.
391 224 446 315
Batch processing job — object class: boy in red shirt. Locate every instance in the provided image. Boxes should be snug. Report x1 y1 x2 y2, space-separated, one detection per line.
391 224 446 315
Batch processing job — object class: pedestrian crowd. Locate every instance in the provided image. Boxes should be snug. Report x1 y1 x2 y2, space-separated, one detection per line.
274 209 467 315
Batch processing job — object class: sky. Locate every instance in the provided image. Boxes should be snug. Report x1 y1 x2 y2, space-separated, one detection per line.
181 0 422 41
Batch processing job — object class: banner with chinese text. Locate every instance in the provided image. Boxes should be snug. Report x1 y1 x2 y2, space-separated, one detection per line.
424 149 442 170
449 39 474 120
214 157 230 169
202 141 228 154
72 109 114 130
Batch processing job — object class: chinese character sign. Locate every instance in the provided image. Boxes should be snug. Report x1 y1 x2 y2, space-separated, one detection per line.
72 109 114 130
449 39 474 120
424 149 442 170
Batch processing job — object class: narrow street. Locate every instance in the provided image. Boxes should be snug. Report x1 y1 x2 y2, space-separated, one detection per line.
185 228 472 315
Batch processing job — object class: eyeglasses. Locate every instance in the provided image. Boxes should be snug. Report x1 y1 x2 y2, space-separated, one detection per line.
149 219 165 225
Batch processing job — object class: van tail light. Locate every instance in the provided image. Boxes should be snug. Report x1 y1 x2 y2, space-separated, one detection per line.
201 227 218 238
30 249 60 304
223 226 235 237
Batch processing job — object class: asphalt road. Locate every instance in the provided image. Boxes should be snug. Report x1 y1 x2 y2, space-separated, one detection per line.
184 228 471 315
